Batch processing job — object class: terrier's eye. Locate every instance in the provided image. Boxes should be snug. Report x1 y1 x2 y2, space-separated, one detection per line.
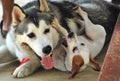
27 32 35 38
73 46 78 53
44 28 50 34
81 43 85 46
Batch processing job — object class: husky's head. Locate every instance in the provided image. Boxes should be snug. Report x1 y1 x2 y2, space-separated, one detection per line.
12 0 59 59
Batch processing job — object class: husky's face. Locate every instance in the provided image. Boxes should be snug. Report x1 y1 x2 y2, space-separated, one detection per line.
12 5 59 58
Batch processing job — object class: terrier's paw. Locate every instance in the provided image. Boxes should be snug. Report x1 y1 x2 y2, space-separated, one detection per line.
92 64 101 71
73 6 88 17
50 17 60 29
12 64 33 78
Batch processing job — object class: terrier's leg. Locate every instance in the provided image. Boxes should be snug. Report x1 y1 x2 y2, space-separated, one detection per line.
89 55 101 71
74 7 106 41
51 17 68 37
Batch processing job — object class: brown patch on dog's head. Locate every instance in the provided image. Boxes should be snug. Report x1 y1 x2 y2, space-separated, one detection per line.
69 55 84 79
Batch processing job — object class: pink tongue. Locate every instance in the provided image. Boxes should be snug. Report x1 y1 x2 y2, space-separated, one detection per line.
40 55 54 70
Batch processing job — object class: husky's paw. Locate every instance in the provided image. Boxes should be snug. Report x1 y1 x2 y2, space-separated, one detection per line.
12 64 33 78
12 58 40 78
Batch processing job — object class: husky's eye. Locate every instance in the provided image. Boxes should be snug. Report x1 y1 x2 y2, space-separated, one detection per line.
73 46 78 53
44 28 50 34
27 32 35 38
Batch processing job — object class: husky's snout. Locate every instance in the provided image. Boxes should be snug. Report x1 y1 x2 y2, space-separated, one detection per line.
42 45 52 55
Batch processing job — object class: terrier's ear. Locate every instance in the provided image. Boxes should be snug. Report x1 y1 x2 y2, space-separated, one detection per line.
39 0 50 12
68 32 79 44
12 4 26 26
69 55 84 79
62 37 68 48
68 32 74 38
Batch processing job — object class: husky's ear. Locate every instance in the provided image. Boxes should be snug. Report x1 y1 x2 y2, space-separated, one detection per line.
12 4 26 26
39 0 50 12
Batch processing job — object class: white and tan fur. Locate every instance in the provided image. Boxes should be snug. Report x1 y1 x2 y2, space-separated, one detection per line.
51 7 106 73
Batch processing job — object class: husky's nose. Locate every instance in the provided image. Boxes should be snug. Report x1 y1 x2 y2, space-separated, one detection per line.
42 45 52 55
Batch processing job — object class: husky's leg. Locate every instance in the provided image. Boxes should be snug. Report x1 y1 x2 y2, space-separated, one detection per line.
12 57 40 78
51 17 69 37
74 7 106 41
12 43 41 78
0 45 16 64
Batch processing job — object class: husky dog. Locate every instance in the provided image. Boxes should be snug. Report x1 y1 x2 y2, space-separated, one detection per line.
0 0 119 78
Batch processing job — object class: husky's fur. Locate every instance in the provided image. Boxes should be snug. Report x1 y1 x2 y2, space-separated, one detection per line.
0 0 119 78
